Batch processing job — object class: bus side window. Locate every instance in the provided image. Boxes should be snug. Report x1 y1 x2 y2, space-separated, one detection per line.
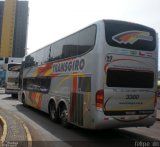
78 25 96 54
50 41 63 61
43 45 50 64
23 77 51 93
62 33 78 58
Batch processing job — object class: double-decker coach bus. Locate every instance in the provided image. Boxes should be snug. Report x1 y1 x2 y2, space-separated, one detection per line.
19 20 158 129
5 58 22 97
5 63 22 97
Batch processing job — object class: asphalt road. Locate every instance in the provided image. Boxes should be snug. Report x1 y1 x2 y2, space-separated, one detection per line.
0 93 160 147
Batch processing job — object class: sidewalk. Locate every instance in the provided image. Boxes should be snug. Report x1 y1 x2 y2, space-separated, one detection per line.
0 108 32 147
156 98 160 121
157 109 160 121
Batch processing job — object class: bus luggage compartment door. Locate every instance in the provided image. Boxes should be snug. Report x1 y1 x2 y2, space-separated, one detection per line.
69 76 91 127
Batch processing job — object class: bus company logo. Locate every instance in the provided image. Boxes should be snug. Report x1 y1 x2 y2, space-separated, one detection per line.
112 31 153 44
53 58 85 73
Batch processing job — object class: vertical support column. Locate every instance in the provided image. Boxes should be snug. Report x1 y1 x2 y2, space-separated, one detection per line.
0 0 17 57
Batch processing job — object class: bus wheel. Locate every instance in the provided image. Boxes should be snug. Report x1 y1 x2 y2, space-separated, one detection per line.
49 101 58 122
60 106 70 128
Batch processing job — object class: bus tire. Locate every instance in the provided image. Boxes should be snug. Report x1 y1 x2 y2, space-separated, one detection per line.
49 101 59 122
60 106 71 128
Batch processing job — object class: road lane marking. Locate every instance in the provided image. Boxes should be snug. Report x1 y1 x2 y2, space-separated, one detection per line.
14 114 32 147
0 115 7 144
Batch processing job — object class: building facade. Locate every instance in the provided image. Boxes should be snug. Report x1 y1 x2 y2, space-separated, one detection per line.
0 1 4 47
0 0 28 58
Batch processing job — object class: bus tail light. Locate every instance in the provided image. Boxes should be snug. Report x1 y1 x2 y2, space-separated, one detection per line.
96 89 104 111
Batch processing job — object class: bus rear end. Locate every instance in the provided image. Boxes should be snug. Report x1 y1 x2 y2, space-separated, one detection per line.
5 63 21 97
95 20 157 129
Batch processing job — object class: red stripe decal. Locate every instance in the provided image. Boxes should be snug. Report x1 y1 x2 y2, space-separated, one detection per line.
69 73 78 121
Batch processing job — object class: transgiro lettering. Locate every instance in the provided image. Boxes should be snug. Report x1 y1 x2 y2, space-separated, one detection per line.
53 59 85 72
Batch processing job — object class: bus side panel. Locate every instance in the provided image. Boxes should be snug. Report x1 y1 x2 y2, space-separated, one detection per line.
69 76 92 127
49 72 93 128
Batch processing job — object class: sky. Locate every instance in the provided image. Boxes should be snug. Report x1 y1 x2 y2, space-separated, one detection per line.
27 0 160 67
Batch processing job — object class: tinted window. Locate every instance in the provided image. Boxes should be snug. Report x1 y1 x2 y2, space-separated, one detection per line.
62 33 78 58
50 41 64 61
8 64 21 72
24 45 51 68
107 68 154 88
43 45 51 63
105 20 156 51
78 25 96 54
23 77 51 93
36 50 44 65
25 25 96 67
50 25 96 61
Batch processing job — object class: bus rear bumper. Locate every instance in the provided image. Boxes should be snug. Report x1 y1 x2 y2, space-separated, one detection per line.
93 111 156 129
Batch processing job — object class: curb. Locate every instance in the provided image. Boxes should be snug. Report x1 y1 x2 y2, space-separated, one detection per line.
0 113 32 147
13 115 32 147
0 115 7 144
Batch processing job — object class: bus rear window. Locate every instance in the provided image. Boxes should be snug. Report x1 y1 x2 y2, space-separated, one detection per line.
107 68 154 88
8 64 21 72
105 20 156 51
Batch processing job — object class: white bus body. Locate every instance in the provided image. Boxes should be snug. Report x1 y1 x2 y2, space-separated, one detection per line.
19 20 158 129
5 57 22 97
